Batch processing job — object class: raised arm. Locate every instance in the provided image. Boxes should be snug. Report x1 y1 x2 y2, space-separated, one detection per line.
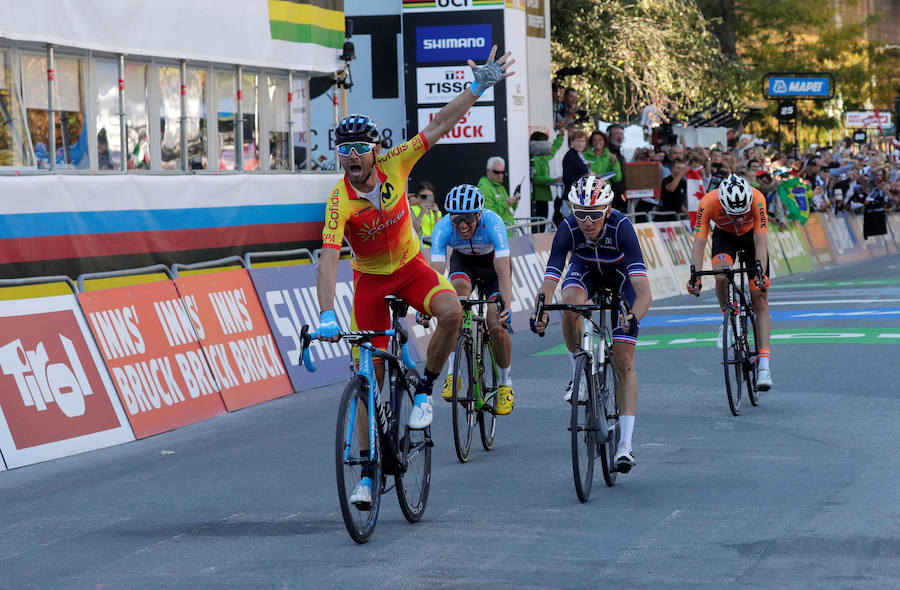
420 45 515 148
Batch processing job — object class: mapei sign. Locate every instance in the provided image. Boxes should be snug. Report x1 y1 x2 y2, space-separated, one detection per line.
415 24 492 63
764 73 834 100
416 66 494 104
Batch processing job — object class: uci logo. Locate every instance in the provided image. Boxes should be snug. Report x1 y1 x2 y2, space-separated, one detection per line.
437 0 470 6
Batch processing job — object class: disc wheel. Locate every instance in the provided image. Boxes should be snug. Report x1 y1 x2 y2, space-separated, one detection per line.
335 377 382 544
570 354 596 502
451 337 475 463
723 310 743 416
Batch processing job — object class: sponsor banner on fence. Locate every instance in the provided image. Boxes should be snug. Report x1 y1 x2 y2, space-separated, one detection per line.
78 282 226 439
0 295 134 468
417 106 496 144
174 270 293 411
846 213 893 257
773 222 814 274
655 221 694 287
800 214 837 268
251 260 375 391
415 65 494 104
633 223 681 299
820 211 867 264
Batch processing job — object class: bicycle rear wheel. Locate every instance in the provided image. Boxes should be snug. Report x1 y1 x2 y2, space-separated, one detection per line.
570 355 596 502
395 369 431 523
722 310 743 416
335 377 382 544
598 356 620 488
478 334 498 451
744 311 760 406
451 336 475 463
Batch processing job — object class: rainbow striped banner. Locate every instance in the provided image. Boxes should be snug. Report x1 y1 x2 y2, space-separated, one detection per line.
268 0 345 49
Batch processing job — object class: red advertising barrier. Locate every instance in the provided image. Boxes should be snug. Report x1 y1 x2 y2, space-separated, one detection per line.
0 295 134 468
78 281 226 439
174 270 293 410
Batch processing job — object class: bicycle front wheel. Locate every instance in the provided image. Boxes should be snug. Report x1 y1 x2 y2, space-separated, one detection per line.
598 356 620 488
744 311 760 406
395 369 432 523
722 310 743 416
478 334 498 451
451 336 476 463
335 377 382 544
570 355 596 502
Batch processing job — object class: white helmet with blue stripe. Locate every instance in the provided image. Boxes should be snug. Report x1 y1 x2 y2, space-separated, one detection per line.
444 184 485 213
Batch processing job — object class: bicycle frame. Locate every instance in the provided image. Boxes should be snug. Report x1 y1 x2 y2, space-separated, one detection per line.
458 299 500 410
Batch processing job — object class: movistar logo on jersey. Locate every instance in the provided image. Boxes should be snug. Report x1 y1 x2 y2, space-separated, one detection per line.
416 24 492 63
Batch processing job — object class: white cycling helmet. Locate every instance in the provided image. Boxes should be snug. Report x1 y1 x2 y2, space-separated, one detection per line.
567 174 615 207
718 173 753 215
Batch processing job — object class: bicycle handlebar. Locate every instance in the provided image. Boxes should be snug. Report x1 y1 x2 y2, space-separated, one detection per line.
530 292 631 335
299 325 401 373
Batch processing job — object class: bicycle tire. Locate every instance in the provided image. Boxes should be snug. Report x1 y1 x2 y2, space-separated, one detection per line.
451 336 475 463
722 309 743 416
395 369 431 523
335 377 382 544
570 354 596 502
744 311 760 406
598 351 620 488
478 334 499 451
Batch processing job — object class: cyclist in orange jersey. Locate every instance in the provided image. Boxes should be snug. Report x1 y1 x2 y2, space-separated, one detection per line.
315 47 515 508
688 173 773 391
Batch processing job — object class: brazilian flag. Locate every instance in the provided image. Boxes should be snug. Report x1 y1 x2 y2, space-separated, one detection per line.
268 0 345 50
778 176 811 224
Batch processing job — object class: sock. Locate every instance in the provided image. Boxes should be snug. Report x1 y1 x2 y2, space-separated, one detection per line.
758 348 770 371
416 368 440 397
360 449 374 479
446 352 455 376
618 414 635 451
568 351 578 371
498 365 511 386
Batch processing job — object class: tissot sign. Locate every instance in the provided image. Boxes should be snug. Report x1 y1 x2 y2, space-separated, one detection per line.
764 73 834 100
416 65 494 103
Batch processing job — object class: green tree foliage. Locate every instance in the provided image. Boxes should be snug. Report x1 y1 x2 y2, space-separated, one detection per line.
550 0 738 122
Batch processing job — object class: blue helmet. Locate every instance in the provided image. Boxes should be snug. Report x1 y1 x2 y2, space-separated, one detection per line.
334 114 379 144
444 184 485 213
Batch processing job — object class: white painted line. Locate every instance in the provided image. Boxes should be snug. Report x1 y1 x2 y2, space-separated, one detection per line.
652 298 900 311
635 340 660 346
770 332 864 339
877 333 900 339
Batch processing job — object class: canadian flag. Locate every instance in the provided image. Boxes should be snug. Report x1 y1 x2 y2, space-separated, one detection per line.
686 166 706 225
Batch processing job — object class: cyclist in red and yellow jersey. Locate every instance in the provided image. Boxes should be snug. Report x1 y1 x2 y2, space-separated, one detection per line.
688 173 773 391
315 48 515 504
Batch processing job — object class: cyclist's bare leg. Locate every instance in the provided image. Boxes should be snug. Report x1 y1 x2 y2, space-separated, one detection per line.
561 286 587 354
612 341 637 415
712 256 731 310
486 309 511 368
424 291 463 374
750 289 771 349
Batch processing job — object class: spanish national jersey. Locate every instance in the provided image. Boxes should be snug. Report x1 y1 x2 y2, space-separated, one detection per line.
693 188 768 239
322 133 430 275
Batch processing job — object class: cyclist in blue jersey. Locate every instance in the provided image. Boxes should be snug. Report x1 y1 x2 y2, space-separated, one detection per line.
428 184 516 415
531 175 652 472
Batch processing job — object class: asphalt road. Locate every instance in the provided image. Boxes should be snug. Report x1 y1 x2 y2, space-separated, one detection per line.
2 254 899 589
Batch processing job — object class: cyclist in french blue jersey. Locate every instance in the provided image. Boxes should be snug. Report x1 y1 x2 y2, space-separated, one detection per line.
429 184 516 415
531 175 652 472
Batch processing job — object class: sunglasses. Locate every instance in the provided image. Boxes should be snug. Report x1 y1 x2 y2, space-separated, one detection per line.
572 207 609 222
451 213 478 226
337 142 376 156
491 169 507 176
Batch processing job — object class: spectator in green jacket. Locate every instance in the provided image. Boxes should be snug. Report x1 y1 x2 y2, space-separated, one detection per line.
530 131 564 231
584 129 622 182
477 156 519 236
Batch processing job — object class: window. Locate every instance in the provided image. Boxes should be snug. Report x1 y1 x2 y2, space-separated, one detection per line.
94 59 119 170
159 66 182 170
266 74 289 170
185 67 207 170
215 69 235 171
124 63 149 170
23 53 88 169
240 71 258 170
0 49 33 167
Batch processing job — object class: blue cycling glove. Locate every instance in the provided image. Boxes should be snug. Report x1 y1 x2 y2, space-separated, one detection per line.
469 59 504 98
318 309 340 339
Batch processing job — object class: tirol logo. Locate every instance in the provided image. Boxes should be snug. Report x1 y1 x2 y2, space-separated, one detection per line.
0 310 121 449
416 24 492 63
